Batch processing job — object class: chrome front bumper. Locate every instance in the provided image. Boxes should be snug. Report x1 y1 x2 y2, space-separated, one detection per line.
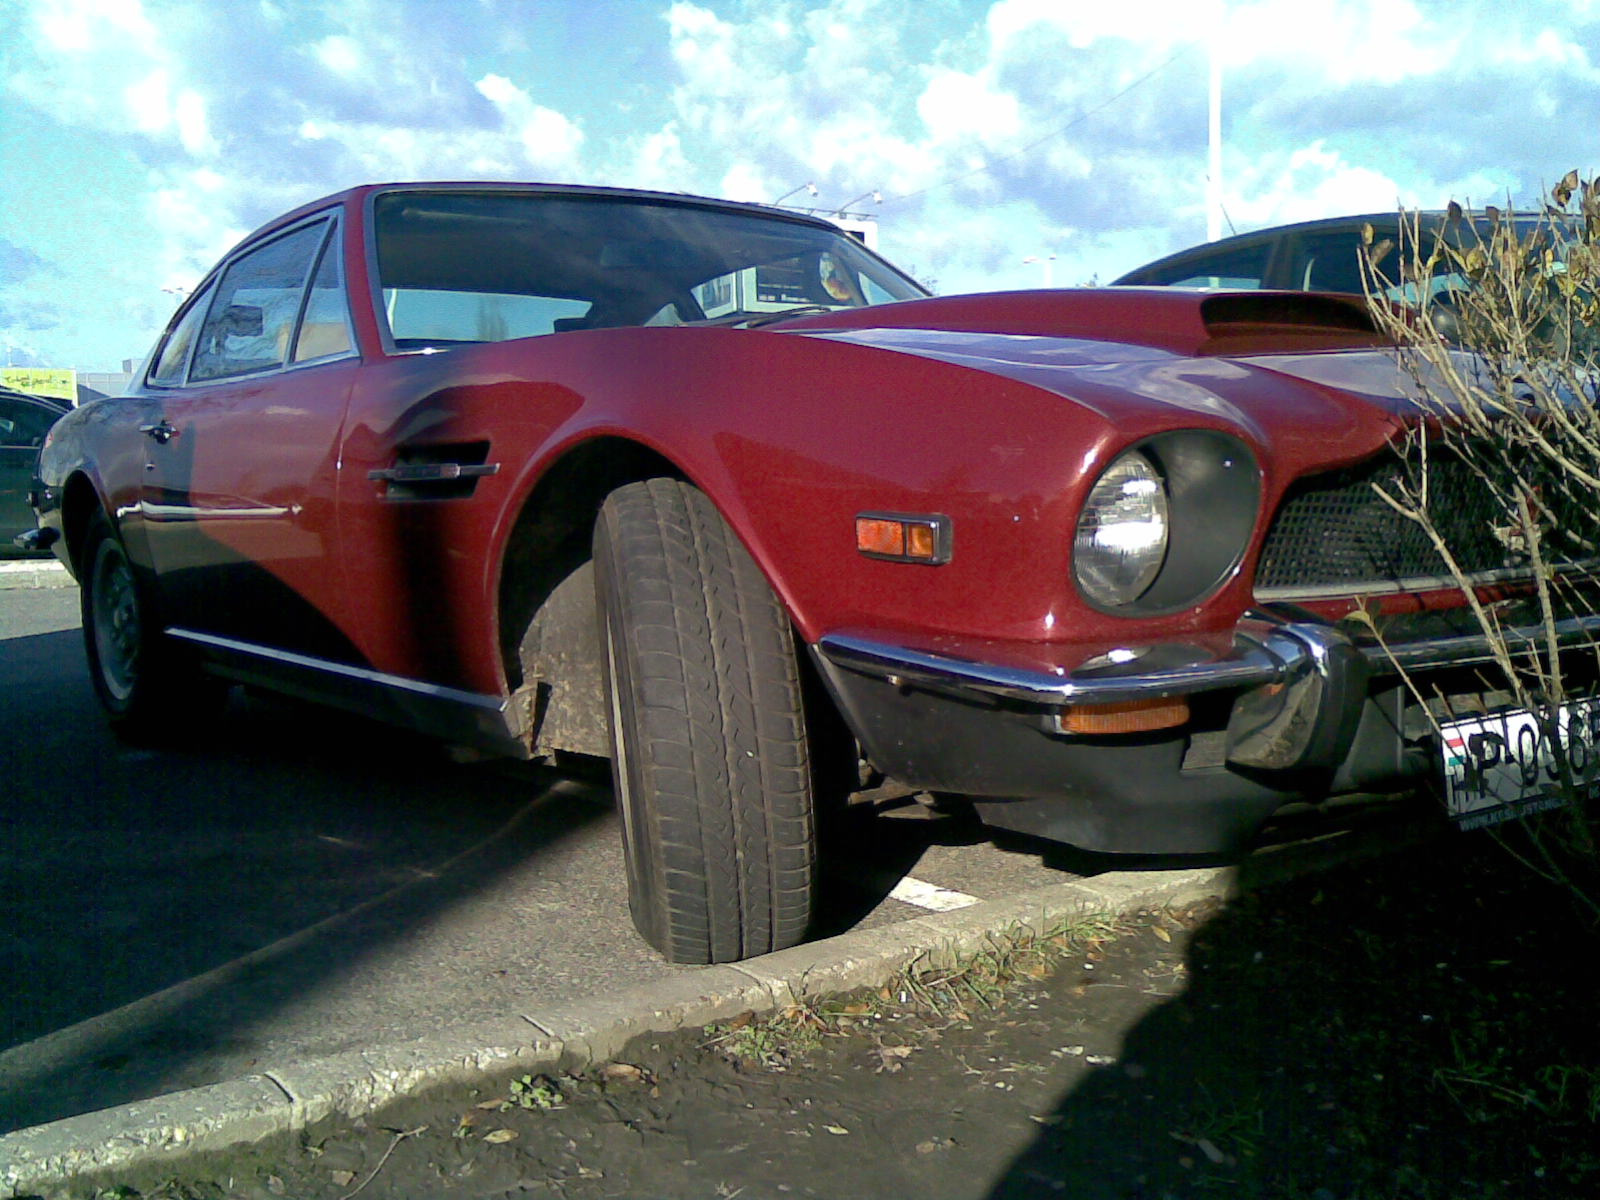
817 607 1600 775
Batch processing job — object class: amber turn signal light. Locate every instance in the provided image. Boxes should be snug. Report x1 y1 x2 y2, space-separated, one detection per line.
855 512 951 564
1059 696 1190 735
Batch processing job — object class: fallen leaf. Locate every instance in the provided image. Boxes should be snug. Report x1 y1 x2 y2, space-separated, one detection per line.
824 1124 850 1135
476 1098 508 1110
1196 1137 1226 1165
483 1128 519 1144
329 1170 355 1187
1152 926 1172 943
874 1045 914 1073
601 1063 648 1083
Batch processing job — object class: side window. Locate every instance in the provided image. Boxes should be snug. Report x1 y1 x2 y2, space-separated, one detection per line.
190 222 328 382
1287 231 1372 295
1154 242 1271 289
0 398 60 448
384 289 590 344
292 237 354 363
148 284 217 386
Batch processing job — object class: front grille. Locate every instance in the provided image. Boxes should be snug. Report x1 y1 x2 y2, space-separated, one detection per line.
1255 449 1582 599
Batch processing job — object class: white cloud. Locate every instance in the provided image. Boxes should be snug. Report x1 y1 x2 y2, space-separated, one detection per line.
34 0 158 54
123 69 173 136
987 0 1211 52
719 162 770 203
628 125 693 191
146 166 249 295
315 35 365 77
918 68 1023 144
475 74 585 170
1225 142 1407 228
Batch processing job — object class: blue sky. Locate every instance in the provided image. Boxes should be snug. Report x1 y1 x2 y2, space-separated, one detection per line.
2 0 1597 373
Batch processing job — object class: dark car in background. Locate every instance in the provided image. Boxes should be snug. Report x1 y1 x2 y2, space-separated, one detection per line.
1112 211 1550 297
2 386 71 556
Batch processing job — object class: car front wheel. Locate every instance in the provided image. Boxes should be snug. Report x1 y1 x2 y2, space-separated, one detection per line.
81 513 218 732
594 478 817 964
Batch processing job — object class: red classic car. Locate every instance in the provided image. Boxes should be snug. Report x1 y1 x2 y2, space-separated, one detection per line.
32 183 1600 963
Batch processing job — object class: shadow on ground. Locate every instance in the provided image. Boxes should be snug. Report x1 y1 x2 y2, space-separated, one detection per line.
0 632 614 1132
984 825 1600 1199
68 818 1600 1200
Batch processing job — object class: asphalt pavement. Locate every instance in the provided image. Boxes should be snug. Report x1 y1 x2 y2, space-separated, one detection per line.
0 578 1433 1196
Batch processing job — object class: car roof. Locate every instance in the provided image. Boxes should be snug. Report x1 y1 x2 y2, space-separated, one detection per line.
0 386 71 413
236 181 850 256
1113 209 1545 285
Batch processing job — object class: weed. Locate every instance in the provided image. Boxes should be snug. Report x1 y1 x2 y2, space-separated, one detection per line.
1536 1062 1600 1122
1176 1084 1268 1162
704 910 1129 1069
508 1074 565 1110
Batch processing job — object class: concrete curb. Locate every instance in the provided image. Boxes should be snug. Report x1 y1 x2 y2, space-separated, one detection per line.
1 823 1426 1197
0 560 74 590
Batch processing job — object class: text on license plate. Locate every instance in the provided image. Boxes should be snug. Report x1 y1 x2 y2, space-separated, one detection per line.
1440 698 1600 829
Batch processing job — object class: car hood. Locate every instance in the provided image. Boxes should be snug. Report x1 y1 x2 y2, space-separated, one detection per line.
780 288 1426 458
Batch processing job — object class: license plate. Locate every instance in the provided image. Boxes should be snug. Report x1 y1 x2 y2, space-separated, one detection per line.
1440 698 1600 829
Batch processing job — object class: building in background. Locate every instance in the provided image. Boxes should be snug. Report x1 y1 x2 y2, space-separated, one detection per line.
0 363 137 405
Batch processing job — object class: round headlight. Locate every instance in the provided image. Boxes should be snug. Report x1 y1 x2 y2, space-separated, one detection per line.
1074 451 1169 608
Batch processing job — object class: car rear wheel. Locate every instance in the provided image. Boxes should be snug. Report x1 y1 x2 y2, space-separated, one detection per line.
594 478 817 964
81 513 217 731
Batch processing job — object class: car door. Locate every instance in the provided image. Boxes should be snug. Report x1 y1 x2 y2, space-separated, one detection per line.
141 215 362 661
0 392 66 547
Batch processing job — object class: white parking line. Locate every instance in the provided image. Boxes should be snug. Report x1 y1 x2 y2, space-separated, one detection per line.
888 876 981 912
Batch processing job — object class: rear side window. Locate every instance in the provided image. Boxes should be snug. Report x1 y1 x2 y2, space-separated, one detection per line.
0 396 61 448
191 222 330 382
293 236 355 362
148 284 216 386
1286 231 1375 295
1151 242 1271 289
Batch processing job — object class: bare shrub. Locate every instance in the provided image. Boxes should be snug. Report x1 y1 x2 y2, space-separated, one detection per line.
1359 174 1600 920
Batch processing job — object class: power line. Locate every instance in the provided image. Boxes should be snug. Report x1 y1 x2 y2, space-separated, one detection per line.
882 45 1196 208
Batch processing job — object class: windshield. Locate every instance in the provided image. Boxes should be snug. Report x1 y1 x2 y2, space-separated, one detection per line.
373 190 926 349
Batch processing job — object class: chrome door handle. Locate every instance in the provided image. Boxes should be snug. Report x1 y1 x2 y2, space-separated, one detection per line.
138 420 179 444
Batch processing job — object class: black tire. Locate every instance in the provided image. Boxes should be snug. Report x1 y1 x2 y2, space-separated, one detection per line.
594 478 817 964
80 513 219 732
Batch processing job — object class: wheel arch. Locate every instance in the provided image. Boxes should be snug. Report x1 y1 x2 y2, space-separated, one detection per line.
495 435 687 758
494 432 855 787
58 471 108 576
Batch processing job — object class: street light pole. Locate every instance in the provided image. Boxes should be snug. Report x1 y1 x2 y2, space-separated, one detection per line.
773 182 818 205
1023 254 1056 287
1208 31 1223 242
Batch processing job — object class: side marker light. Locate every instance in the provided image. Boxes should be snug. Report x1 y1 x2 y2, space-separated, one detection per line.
1057 696 1190 735
855 512 951 564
